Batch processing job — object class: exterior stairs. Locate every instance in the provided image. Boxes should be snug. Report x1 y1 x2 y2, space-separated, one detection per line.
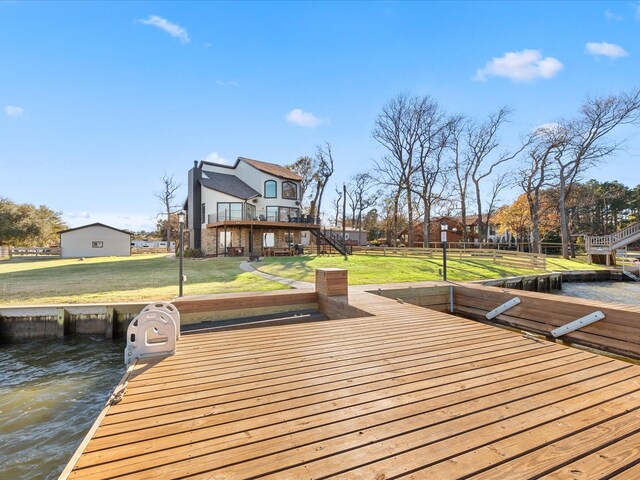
585 222 640 266
309 228 349 256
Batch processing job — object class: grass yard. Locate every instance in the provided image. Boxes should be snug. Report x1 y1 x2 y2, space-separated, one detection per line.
256 254 604 285
0 253 604 306
0 254 286 305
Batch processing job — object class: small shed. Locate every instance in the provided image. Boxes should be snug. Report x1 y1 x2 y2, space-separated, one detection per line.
59 223 131 258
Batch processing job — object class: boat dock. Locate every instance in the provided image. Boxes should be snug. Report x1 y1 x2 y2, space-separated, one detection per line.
62 273 640 479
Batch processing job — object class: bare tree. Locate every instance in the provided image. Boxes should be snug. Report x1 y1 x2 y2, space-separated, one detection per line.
309 142 334 224
285 156 315 213
374 156 405 246
373 94 424 246
331 184 343 227
554 90 640 258
517 125 567 253
412 110 457 247
155 173 181 252
346 172 381 240
484 172 509 243
467 107 529 242
450 116 472 243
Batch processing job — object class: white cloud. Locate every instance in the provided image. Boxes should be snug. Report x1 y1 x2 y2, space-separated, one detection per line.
216 80 238 87
139 15 190 44
204 152 230 165
604 9 624 21
474 49 563 82
285 108 323 127
4 105 24 117
586 41 629 58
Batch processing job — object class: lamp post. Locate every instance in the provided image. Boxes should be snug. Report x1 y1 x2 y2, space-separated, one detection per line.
178 210 185 297
441 221 448 281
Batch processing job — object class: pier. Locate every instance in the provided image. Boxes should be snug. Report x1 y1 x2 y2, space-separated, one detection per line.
61 270 640 479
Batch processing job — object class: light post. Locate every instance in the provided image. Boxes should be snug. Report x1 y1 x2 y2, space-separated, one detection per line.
441 221 448 281
178 210 185 297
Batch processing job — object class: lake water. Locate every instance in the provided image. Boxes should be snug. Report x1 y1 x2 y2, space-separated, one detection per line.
555 281 640 305
0 336 124 479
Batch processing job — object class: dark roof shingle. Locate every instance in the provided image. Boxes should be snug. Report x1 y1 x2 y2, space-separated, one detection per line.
200 172 261 200
239 157 302 181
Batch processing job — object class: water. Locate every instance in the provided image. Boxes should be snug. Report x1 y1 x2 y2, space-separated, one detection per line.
556 281 640 305
0 336 125 479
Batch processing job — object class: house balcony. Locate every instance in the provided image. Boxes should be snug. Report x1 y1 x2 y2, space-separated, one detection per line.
205 212 320 229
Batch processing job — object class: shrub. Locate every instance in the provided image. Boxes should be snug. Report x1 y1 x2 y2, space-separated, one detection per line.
182 247 204 258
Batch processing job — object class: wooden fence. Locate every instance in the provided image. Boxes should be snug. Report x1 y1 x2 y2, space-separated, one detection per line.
131 247 171 254
351 246 547 270
10 247 61 256
0 246 11 259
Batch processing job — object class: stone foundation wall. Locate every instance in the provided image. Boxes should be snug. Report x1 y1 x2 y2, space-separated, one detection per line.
201 227 302 256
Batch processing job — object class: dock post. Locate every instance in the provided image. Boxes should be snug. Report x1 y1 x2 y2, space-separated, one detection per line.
56 308 69 338
105 307 115 339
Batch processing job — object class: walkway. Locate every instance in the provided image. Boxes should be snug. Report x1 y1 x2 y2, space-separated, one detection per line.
63 289 640 479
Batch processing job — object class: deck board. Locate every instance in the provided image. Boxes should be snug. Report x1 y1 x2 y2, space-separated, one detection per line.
65 289 640 479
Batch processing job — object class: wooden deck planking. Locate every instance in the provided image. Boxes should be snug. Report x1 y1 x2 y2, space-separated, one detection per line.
66 289 640 479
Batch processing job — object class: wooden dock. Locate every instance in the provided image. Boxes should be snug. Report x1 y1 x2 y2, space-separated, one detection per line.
63 286 640 479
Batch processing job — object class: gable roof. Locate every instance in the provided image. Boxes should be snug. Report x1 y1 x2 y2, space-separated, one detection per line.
58 222 132 236
200 172 261 200
238 157 302 181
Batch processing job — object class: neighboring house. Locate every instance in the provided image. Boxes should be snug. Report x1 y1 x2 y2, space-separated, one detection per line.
413 215 507 246
186 157 318 256
131 240 175 250
59 223 131 258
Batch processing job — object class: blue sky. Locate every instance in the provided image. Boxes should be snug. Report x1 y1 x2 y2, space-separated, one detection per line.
1 1 639 231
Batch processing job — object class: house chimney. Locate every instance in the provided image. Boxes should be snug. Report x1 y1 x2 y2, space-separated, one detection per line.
188 161 202 249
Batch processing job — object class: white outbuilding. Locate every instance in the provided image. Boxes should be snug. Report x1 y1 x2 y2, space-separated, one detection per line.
59 223 132 258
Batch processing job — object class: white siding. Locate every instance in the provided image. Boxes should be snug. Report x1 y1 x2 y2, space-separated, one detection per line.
200 161 301 222
61 225 131 258
201 189 246 225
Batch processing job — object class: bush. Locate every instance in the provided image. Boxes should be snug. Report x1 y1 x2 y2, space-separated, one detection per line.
182 247 204 258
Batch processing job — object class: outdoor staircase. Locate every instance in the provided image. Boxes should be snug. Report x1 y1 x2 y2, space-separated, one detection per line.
310 228 349 256
619 250 640 282
585 222 640 266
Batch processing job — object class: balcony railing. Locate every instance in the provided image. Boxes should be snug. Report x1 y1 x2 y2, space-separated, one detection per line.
207 212 319 224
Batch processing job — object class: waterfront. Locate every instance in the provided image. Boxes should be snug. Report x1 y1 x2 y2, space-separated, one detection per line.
556 280 640 306
0 336 124 479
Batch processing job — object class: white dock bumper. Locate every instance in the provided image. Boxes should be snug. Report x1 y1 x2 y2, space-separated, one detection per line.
124 303 180 365
551 311 605 338
486 297 521 320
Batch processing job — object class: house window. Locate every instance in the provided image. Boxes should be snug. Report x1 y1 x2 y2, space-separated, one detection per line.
201 203 206 221
219 232 232 249
266 206 278 222
246 204 256 220
263 232 275 247
217 202 243 221
282 181 297 200
92 241 103 248
279 207 300 222
264 180 277 198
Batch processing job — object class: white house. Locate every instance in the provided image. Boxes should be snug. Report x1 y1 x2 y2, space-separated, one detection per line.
59 223 132 258
186 157 318 256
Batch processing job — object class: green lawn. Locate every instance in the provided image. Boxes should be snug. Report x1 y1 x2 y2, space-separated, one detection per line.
0 253 604 306
0 254 286 305
256 254 604 285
